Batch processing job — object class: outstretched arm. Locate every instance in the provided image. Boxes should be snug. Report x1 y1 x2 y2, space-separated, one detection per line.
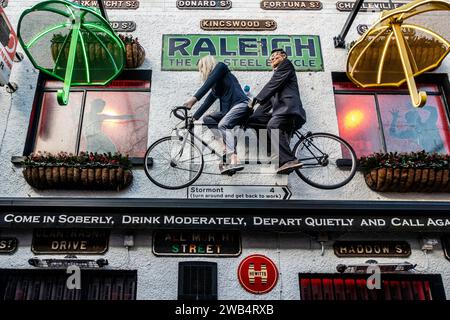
193 92 217 120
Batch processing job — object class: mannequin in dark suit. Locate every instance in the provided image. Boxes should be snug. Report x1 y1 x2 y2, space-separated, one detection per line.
250 48 306 174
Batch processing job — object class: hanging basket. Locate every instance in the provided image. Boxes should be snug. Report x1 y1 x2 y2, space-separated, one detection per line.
364 167 450 192
23 166 133 190
120 34 145 68
22 152 133 191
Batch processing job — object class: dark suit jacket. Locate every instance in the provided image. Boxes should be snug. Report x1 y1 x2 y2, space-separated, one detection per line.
193 62 249 120
255 59 306 122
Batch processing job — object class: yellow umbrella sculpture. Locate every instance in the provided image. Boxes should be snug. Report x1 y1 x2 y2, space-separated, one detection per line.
347 0 450 107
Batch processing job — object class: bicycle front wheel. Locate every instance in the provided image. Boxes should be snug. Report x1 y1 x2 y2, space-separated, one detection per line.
144 136 204 190
293 132 357 189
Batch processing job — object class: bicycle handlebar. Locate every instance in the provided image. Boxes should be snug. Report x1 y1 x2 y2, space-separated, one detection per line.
171 106 188 121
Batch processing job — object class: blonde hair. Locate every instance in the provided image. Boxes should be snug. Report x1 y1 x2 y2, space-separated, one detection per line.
198 55 217 82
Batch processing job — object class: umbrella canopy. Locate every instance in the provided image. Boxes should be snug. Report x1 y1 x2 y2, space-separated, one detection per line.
347 0 450 107
17 0 125 105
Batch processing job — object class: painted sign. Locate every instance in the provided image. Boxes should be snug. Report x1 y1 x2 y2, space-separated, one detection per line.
0 7 17 85
3 213 450 232
333 241 411 257
32 229 109 254
177 0 232 9
110 21 136 32
261 0 322 10
153 231 241 256
336 1 407 11
73 0 140 9
0 237 17 253
238 255 278 294
162 34 323 71
201 19 277 31
443 236 450 261
188 186 292 200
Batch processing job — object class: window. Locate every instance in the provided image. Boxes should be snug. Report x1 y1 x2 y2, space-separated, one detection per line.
178 262 217 300
0 270 137 300
299 273 446 300
333 73 450 157
24 70 151 161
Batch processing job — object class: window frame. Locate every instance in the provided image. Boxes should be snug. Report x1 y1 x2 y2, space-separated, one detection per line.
332 72 450 156
178 261 218 301
23 69 152 166
0 269 138 300
299 272 446 301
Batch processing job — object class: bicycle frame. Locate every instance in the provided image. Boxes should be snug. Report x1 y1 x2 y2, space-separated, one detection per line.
293 131 330 168
172 114 330 169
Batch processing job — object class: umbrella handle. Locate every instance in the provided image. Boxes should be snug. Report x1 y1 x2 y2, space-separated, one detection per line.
57 19 81 105
392 23 427 108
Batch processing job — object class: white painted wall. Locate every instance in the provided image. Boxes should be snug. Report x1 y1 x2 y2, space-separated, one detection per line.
0 0 449 200
0 0 450 300
0 230 449 300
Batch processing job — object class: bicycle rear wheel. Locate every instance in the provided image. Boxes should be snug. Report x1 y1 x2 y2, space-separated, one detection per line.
144 136 204 190
293 132 357 189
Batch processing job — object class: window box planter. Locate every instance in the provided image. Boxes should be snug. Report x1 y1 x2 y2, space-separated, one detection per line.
360 152 450 192
22 152 132 191
120 34 145 69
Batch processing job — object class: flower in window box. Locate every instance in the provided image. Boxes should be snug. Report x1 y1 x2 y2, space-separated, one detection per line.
22 151 133 191
119 34 145 68
360 151 450 192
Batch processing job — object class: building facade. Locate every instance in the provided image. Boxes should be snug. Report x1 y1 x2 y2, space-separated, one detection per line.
0 0 449 300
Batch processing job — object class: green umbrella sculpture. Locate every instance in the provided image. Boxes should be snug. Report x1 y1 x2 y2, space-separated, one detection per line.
17 0 125 105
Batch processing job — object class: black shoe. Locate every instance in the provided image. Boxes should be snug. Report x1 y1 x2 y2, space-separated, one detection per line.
276 160 303 175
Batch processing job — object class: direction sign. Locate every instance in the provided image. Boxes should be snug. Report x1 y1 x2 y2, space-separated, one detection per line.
188 185 292 200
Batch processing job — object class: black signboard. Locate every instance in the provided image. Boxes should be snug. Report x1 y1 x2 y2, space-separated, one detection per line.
110 21 136 32
177 0 232 9
443 236 450 261
153 231 241 256
357 24 369 35
334 241 411 257
0 237 17 254
336 1 406 11
73 0 139 9
32 229 109 254
261 0 322 10
3 213 450 232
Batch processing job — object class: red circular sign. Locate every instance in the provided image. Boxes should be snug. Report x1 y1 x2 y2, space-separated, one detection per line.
238 254 278 294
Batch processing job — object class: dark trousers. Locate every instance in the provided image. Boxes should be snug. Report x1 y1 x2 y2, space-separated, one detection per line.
249 110 304 166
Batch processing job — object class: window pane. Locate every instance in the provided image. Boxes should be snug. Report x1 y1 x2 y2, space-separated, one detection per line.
79 92 150 157
34 92 83 154
335 94 383 157
378 95 450 154
334 82 440 93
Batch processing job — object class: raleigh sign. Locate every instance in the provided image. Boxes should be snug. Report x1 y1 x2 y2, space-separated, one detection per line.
2 213 450 232
201 19 277 31
261 1 322 10
177 0 232 9
162 34 323 71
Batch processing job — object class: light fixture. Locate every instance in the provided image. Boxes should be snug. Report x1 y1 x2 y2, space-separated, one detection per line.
337 260 417 273
28 256 109 269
